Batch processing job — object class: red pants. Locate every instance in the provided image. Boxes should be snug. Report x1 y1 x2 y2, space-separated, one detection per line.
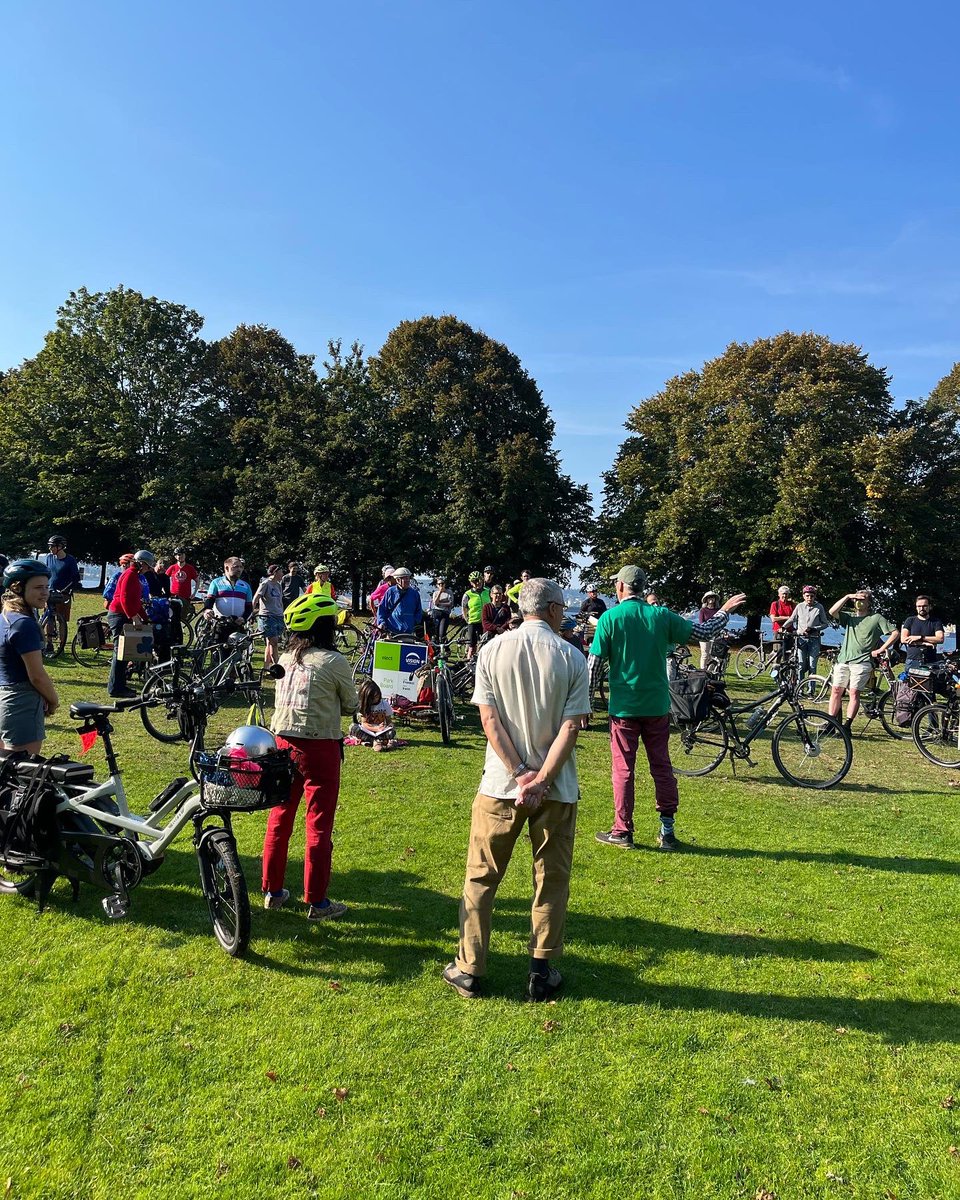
610 715 678 835
261 735 342 904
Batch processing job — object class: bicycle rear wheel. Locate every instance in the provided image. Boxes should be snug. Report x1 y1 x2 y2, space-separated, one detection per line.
668 713 728 776
335 625 360 658
912 703 960 768
0 865 37 897
734 645 763 680
71 629 112 669
196 831 250 957
877 688 911 741
771 710 851 789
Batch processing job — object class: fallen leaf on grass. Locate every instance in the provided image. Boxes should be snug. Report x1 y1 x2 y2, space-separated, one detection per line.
834 1027 849 1035
697 1106 711 1115
949 779 960 788
329 980 343 992
4 1179 12 1199
542 1020 558 1033
215 1161 229 1179
949 1146 959 1157
57 1023 76 1037
265 1070 279 1083
825 1171 849 1185
764 1077 783 1091
402 847 416 858
287 1156 301 1170
505 1062 517 1072
755 1189 777 1200
942 1096 956 1109
316 1107 327 1118
333 1087 349 1102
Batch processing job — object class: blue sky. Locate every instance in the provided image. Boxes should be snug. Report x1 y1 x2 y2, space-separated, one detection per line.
2 1 958 506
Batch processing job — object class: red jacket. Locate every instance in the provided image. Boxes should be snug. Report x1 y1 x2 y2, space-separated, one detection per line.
109 566 149 621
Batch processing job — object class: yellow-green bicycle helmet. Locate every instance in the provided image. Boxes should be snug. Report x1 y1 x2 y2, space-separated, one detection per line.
284 592 340 631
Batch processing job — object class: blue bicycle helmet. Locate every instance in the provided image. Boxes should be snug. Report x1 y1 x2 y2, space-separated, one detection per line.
2 558 51 588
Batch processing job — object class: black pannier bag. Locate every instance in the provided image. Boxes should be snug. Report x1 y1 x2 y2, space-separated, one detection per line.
669 671 714 724
0 758 60 871
77 615 106 650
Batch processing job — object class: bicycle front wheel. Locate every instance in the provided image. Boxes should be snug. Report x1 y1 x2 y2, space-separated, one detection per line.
438 674 454 745
41 613 68 660
335 625 360 659
140 669 187 743
734 645 763 680
197 831 250 957
771 710 851 789
912 703 960 768
668 713 728 776
798 674 830 703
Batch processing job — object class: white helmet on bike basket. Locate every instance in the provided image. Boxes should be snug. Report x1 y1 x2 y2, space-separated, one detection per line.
223 726 277 758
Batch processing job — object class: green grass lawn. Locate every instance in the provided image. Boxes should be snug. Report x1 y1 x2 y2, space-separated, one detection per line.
3 595 960 1198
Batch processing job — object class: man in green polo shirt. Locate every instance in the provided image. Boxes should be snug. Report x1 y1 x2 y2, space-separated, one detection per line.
592 565 745 850
826 588 898 732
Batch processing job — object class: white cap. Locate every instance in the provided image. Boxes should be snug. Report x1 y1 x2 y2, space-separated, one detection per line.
382 565 395 578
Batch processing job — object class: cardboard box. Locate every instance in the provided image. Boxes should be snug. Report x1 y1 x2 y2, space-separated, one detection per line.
117 624 154 662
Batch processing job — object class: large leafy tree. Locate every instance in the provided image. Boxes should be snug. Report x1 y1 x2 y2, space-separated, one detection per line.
0 286 211 572
855 361 960 617
202 324 325 570
368 315 592 584
590 333 895 620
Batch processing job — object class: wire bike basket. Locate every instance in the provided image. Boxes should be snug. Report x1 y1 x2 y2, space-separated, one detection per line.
196 749 294 813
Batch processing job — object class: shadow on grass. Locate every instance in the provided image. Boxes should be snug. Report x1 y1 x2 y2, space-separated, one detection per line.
558 963 960 1043
492 899 875 963
667 843 960 876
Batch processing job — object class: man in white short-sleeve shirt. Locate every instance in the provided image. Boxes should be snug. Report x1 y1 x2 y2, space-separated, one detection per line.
443 578 590 1003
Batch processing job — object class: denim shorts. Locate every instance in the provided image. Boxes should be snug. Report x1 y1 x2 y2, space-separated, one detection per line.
258 614 285 639
0 682 45 746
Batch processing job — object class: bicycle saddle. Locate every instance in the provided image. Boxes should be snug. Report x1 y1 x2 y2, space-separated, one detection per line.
69 698 142 719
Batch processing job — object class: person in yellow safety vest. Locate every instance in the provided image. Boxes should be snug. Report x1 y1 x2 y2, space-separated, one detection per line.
306 565 337 601
461 572 487 658
506 570 530 612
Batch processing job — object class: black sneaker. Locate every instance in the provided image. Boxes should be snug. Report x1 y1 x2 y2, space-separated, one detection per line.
657 831 681 851
595 829 636 849
527 965 563 1002
442 961 480 999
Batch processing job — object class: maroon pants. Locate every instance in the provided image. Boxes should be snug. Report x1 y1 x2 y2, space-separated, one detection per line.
261 735 342 904
610 715 678 835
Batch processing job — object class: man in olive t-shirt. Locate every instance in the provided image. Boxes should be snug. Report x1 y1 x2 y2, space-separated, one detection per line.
827 589 898 730
590 565 745 851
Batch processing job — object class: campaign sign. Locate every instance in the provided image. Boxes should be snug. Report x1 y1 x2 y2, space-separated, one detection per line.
373 640 428 702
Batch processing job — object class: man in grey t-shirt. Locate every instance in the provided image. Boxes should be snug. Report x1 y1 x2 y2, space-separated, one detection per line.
443 578 590 1003
782 584 831 680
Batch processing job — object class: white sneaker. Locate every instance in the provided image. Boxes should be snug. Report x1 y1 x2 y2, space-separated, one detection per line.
263 889 290 909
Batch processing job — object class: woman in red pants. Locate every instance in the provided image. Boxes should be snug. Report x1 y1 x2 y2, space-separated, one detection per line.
262 593 359 919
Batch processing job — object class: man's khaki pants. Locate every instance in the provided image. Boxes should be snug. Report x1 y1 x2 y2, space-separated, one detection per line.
456 792 577 978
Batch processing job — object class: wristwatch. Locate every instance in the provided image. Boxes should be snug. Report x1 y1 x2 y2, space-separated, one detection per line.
512 762 530 778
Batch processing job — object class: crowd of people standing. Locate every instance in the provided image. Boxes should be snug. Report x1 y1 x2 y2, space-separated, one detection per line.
0 537 953 1000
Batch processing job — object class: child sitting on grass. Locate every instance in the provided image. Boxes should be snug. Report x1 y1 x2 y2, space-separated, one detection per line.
348 680 400 751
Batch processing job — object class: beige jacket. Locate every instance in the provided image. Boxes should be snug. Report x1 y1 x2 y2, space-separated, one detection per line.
270 647 359 740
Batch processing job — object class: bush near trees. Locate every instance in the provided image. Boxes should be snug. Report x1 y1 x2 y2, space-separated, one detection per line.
590 332 960 625
0 289 592 596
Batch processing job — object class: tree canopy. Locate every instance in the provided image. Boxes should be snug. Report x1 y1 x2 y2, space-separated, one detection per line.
0 290 591 594
588 332 929 614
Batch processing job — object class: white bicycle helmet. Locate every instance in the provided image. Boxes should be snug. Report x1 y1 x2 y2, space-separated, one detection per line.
223 726 277 758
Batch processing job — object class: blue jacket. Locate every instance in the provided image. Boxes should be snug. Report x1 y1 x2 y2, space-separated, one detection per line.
378 584 424 633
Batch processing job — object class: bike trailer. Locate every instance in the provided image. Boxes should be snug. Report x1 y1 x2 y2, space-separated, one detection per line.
196 749 294 813
77 614 107 649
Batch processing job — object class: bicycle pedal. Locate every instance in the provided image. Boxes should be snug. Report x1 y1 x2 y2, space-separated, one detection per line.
102 894 130 919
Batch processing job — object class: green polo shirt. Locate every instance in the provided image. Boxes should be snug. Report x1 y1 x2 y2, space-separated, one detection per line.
836 611 895 665
592 598 693 718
